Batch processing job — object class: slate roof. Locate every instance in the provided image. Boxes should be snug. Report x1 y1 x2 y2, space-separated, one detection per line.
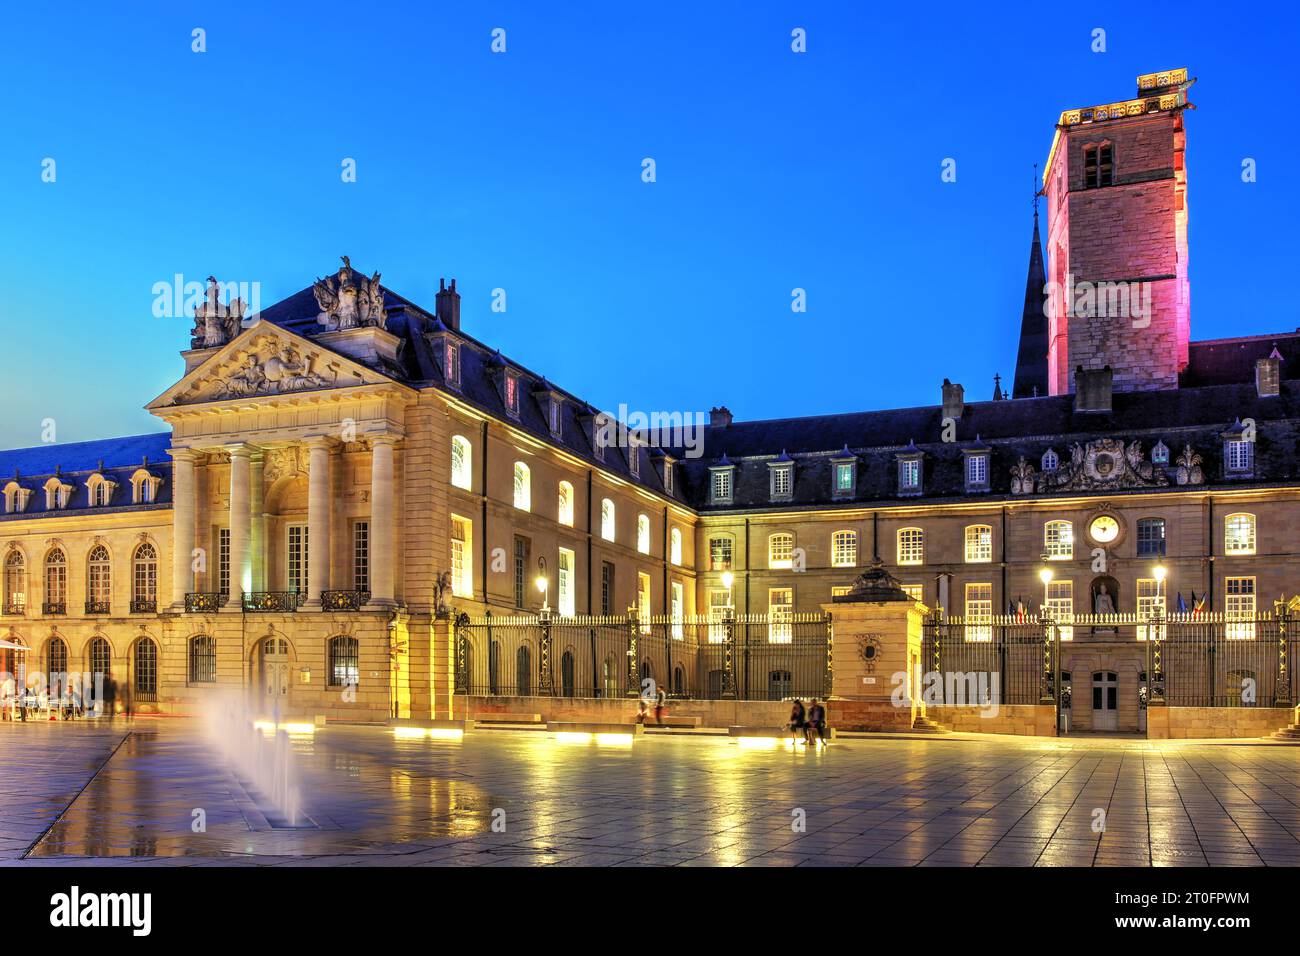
1181 331 1300 388
0 433 173 520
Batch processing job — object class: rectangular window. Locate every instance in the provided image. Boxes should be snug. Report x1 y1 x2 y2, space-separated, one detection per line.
1136 578 1165 641
287 524 308 596
557 548 575 616
708 589 731 642
1136 518 1166 558
770 464 792 499
897 528 924 566
1225 514 1256 555
901 584 923 603
899 459 921 491
450 516 473 598
513 535 529 609
1046 580 1074 642
1045 521 1073 559
218 527 231 596
670 581 684 639
504 372 520 417
834 461 854 494
768 534 794 569
1226 577 1256 640
601 561 615 615
628 443 640 479
709 537 733 571
964 525 992 563
637 572 651 633
353 521 370 593
768 587 793 643
965 455 987 488
1225 440 1254 473
444 341 460 388
549 399 561 437
710 469 732 504
663 462 674 495
1083 143 1113 188
964 583 992 642
832 531 857 568
831 586 852 598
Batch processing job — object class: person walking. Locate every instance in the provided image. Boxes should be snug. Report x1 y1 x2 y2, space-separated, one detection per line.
654 686 667 725
788 698 806 745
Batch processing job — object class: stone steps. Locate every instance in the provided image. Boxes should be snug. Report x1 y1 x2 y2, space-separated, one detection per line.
912 715 950 734
1270 724 1300 741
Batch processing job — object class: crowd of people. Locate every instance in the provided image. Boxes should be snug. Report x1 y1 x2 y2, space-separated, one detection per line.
1 675 117 721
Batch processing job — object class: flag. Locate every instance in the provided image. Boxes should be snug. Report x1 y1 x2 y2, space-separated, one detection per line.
1191 591 1206 616
1017 598 1027 623
1176 592 1188 614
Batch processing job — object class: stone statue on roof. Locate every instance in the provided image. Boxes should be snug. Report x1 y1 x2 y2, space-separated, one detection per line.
314 256 387 332
190 276 247 349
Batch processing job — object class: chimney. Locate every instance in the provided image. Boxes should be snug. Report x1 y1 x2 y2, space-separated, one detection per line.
709 406 733 428
1255 357 1280 397
1074 365 1113 413
941 379 964 421
435 278 461 331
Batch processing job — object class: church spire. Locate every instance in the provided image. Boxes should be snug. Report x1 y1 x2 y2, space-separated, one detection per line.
1012 169 1049 399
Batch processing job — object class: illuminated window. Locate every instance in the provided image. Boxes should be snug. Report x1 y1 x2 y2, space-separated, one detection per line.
831 530 857 568
328 635 360 687
901 583 923 603
601 499 616 541
669 528 682 565
637 572 651 632
897 528 924 566
86 545 111 612
450 435 472 490
768 588 793 643
1045 580 1074 641
558 548 575 616
707 589 731 642
964 525 992 563
1226 577 1256 640
44 548 67 612
188 635 216 683
512 462 531 512
964 583 992 642
670 581 684 639
450 515 473 598
287 525 308 596
443 340 460 388
708 536 732 571
1225 514 1256 555
637 514 650 554
1136 578 1165 641
1045 520 1073 559
504 371 520 418
768 533 794 569
899 458 921 493
1224 440 1254 474
3 550 25 611
133 544 158 609
1041 449 1059 472
557 481 574 527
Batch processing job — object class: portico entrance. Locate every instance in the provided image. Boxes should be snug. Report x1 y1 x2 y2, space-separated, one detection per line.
260 637 291 701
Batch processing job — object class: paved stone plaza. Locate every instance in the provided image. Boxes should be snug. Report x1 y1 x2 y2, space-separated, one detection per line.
2 720 1298 867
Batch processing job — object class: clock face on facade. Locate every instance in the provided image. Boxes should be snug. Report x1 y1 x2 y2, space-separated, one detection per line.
1089 515 1120 543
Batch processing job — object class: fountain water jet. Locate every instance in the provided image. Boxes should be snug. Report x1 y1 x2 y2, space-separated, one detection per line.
202 691 304 827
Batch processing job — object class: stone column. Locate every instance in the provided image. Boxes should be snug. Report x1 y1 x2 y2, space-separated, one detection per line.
168 448 196 610
369 434 397 606
225 445 252 610
250 454 266 593
304 437 332 608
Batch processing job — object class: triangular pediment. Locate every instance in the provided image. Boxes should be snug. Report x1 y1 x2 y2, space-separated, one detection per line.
147 320 397 411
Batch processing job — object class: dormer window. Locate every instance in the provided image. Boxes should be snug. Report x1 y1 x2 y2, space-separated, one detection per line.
768 454 793 502
129 468 162 505
443 340 461 389
897 444 923 497
2 482 32 515
963 440 990 493
1224 438 1254 475
1041 449 1059 473
831 448 856 499
549 400 561 436
504 371 520 419
628 439 641 480
660 456 675 495
44 478 72 510
709 460 734 506
1151 441 1169 466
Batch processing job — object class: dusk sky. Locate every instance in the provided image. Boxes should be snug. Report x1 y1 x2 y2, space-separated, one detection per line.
1 1 1295 448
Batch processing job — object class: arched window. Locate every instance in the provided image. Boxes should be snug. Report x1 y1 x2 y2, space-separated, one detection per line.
557 481 574 526
91 477 110 507
561 650 575 698
89 637 112 680
831 530 857 568
1041 449 1059 473
44 549 67 613
768 533 794 569
450 435 472 490
132 543 158 611
601 499 616 541
636 514 651 554
46 637 68 682
516 645 532 696
86 545 111 613
897 528 924 566
640 660 654 684
964 525 993 563
327 636 359 687
1225 513 1256 556
669 528 682 565
512 462 531 511
3 550 25 612
1044 520 1073 559
134 638 158 700
188 635 216 683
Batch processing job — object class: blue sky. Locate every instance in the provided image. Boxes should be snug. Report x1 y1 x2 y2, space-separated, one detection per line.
0 1 1296 448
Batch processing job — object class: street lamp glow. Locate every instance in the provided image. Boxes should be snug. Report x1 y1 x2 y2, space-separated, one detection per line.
1153 564 1167 583
535 574 547 594
1039 567 1054 585
721 571 734 590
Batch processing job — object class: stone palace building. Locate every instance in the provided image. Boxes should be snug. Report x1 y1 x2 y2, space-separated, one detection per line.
2 68 1297 733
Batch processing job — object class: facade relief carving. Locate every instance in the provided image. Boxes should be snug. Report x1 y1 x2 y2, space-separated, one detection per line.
1012 438 1185 494
189 276 248 349
313 256 387 332
1173 444 1205 485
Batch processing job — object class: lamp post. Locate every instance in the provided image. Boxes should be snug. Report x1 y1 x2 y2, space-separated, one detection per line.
536 557 552 696
1149 562 1167 707
1038 558 1058 726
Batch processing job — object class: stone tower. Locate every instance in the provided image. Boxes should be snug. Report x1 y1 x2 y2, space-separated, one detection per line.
1043 69 1193 395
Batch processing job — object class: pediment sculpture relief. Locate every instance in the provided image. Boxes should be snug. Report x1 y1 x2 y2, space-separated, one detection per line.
263 446 308 483
216 342 334 399
189 276 247 349
314 256 387 332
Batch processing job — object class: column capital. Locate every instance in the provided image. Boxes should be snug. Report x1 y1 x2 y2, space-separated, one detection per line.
302 434 339 450
367 431 402 447
224 442 259 459
167 447 198 463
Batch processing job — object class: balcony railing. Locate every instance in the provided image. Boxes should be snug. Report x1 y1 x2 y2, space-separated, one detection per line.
242 591 304 613
185 592 224 613
2 603 25 616
321 590 371 611
130 598 157 614
43 602 66 616
85 600 111 615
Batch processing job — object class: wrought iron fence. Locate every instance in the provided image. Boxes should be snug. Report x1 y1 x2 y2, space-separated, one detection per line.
922 610 1297 709
453 611 832 701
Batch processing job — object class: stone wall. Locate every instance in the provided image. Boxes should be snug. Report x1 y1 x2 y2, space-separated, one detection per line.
1146 705 1292 739
929 704 1056 736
